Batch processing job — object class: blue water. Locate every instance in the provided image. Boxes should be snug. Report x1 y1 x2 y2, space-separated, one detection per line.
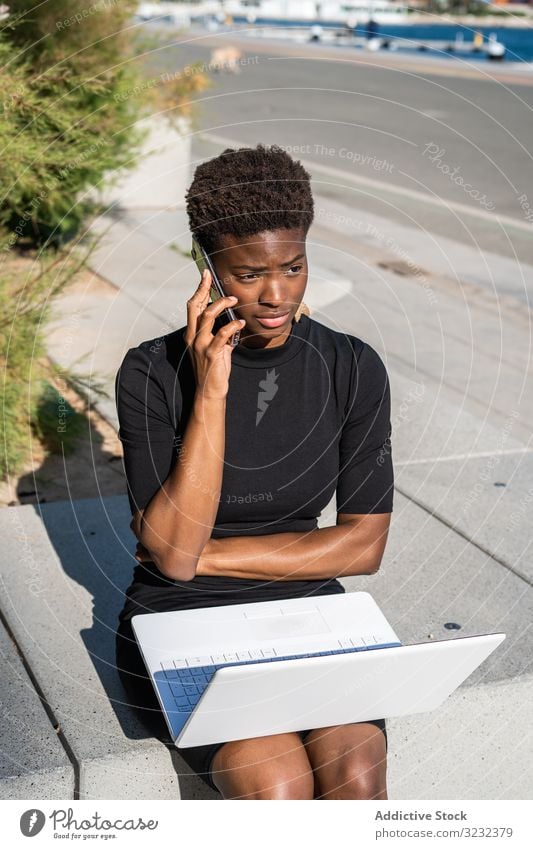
230 18 533 63
365 23 533 63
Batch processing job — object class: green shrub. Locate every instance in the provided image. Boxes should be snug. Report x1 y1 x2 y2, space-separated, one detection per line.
0 1 146 249
0 263 46 476
0 4 210 481
0 238 91 479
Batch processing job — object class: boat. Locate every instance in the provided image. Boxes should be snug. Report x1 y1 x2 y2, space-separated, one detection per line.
136 2 506 59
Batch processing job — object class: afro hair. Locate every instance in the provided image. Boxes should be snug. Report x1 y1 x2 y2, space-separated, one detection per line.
185 144 314 255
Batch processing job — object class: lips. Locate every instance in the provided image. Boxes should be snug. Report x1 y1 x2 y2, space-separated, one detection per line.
255 311 291 328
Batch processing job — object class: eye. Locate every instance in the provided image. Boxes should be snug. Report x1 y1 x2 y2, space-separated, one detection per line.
236 265 304 281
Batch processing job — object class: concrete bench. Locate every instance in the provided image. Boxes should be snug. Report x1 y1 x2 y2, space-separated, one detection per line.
0 496 218 800
0 493 531 799
0 619 74 798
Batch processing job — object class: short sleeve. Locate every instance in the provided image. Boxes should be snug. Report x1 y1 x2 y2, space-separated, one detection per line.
115 347 177 516
336 342 394 515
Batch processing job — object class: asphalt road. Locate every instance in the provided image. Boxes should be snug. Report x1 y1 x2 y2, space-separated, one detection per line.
144 29 533 271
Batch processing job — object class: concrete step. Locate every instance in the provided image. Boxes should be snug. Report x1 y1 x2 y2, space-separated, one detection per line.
395 451 533 585
46 273 170 431
346 490 533 799
0 614 74 799
0 495 530 799
312 192 533 309
345 492 532 687
87 210 194 312
0 498 219 800
386 676 533 800
304 241 533 444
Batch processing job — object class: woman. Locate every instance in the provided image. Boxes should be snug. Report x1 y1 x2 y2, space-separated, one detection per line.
115 144 394 800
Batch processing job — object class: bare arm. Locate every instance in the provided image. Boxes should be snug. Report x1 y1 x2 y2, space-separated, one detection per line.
136 395 227 580
194 512 391 580
134 269 244 581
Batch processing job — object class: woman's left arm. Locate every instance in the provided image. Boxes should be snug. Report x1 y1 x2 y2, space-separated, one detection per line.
195 512 391 580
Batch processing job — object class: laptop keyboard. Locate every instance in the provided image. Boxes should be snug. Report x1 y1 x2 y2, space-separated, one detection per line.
157 637 402 737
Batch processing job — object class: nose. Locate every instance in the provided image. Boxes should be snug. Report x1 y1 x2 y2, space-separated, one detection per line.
258 273 289 308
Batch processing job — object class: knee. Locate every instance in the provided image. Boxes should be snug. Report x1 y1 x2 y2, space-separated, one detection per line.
320 758 387 800
213 763 315 800
253 771 314 800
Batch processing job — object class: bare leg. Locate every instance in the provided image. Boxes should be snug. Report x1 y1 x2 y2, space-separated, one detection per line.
303 722 388 800
210 731 315 800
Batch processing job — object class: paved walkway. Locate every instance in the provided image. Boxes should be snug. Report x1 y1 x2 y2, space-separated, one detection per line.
3 134 531 798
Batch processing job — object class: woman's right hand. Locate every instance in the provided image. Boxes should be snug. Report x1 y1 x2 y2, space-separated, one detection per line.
184 268 245 400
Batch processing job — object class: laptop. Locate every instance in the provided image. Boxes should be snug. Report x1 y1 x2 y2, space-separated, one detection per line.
131 592 505 748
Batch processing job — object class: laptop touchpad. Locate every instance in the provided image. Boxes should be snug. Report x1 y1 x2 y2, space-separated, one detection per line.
245 610 331 641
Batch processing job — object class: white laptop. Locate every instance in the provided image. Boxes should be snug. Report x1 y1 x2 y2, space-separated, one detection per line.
131 592 505 748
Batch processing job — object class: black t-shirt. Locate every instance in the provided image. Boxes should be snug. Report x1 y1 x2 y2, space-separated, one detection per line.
115 314 393 616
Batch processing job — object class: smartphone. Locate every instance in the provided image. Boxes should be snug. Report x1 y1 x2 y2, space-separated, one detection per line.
191 236 242 348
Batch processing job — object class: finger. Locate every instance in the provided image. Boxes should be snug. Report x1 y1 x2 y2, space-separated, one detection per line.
195 267 211 297
200 293 239 322
207 317 246 352
185 269 213 344
196 294 240 342
188 269 212 312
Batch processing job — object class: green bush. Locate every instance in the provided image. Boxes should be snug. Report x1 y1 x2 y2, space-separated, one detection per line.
0 263 46 477
0 2 145 479
0 1 146 249
0 4 210 481
0 240 87 477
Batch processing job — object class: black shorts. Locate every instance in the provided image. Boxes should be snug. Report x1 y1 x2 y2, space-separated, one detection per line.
115 575 388 794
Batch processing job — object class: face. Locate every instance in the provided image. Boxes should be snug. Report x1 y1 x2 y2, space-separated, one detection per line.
212 228 308 348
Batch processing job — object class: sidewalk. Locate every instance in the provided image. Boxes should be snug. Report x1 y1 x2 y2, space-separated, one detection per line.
7 138 533 798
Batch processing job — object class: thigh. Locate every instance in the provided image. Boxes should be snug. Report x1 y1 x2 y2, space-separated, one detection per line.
303 720 388 800
210 732 316 799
